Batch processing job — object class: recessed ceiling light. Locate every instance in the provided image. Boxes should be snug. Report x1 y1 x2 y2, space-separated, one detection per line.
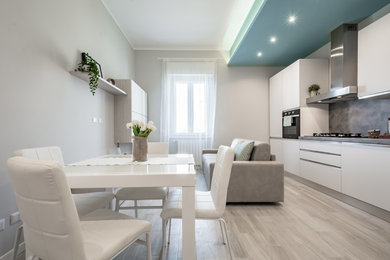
270 36 277 43
288 15 296 23
257 52 262 57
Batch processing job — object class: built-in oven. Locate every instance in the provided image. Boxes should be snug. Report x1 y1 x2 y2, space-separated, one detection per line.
282 109 300 139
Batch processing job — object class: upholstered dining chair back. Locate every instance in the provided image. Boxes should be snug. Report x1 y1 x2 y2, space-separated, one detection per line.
14 146 104 193
14 146 64 165
210 145 234 217
7 157 87 260
148 142 169 154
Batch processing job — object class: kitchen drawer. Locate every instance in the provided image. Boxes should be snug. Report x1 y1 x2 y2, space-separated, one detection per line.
300 159 341 192
299 150 341 167
300 140 342 155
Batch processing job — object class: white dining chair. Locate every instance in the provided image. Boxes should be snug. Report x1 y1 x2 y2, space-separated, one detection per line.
13 146 115 216
147 142 169 154
7 156 152 260
160 145 234 260
115 142 169 218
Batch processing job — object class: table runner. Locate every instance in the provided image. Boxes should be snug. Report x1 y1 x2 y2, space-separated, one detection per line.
68 155 195 166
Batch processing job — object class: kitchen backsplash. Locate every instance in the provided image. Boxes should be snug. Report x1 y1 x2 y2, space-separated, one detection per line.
329 98 390 135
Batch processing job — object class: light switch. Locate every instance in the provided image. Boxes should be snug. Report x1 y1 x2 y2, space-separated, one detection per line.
10 212 20 225
93 117 98 123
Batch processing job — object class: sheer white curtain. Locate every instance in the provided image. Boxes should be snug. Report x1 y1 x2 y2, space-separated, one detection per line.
160 60 217 165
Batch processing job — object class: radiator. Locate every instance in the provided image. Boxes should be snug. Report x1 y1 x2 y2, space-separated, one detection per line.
175 139 209 165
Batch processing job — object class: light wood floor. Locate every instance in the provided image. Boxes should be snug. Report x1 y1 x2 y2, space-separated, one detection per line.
115 173 390 260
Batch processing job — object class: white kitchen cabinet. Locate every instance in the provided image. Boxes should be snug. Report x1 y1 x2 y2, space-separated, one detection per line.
358 12 390 98
342 143 390 211
269 73 283 138
283 139 300 175
269 59 329 140
280 59 329 111
300 159 341 192
282 61 300 110
299 140 342 191
114 80 147 143
270 138 283 162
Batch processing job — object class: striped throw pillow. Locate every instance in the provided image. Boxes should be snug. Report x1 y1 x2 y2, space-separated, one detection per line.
234 140 254 161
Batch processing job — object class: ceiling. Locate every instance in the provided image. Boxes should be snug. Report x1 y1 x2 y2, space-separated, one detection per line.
228 0 390 66
102 0 390 65
102 0 237 50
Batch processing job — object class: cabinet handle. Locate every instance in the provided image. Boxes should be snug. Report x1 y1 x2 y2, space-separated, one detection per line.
300 158 341 169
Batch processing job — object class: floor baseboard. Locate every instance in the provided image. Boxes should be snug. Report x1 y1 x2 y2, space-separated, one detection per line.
0 242 25 260
285 171 390 223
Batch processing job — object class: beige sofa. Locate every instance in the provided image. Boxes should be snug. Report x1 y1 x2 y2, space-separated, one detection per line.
202 139 284 203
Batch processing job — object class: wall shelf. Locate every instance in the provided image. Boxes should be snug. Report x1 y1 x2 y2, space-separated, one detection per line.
70 71 127 95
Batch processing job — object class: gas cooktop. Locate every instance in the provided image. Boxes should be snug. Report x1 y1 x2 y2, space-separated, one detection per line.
312 133 362 138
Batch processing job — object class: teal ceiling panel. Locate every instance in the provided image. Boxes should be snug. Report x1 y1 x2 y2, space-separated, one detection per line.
229 0 390 66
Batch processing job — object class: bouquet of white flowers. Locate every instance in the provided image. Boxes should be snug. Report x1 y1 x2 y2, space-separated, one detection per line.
126 120 156 137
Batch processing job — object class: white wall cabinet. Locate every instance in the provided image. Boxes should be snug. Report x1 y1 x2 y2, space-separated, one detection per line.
283 139 300 175
282 62 300 111
269 59 329 140
114 80 147 143
269 73 283 138
342 143 390 211
270 138 283 162
358 12 390 98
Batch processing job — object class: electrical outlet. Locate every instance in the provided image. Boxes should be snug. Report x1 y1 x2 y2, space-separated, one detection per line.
10 212 21 225
0 218 5 232
93 117 98 123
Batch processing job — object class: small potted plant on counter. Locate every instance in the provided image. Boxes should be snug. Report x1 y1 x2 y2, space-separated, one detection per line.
308 84 320 97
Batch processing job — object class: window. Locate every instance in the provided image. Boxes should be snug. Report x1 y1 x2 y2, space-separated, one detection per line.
173 80 208 136
161 61 216 164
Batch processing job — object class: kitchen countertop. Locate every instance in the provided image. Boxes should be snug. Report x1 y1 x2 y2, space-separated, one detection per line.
300 136 390 146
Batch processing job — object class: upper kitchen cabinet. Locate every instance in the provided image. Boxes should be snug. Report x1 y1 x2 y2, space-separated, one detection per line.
114 80 147 143
281 59 329 111
282 61 300 110
358 12 390 98
269 59 329 138
269 73 283 138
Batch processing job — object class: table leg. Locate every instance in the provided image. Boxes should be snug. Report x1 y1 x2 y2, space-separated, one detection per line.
182 186 196 260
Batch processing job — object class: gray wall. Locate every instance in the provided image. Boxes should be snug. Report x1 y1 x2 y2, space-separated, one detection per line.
0 0 135 256
329 99 390 134
134 50 282 147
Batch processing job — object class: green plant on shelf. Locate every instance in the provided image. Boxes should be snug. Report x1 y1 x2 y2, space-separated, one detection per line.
75 53 101 95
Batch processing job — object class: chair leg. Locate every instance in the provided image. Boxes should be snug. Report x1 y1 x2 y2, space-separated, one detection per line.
134 200 138 218
115 198 120 212
146 232 152 260
219 218 233 260
13 225 23 260
218 219 227 245
161 219 168 260
167 218 172 245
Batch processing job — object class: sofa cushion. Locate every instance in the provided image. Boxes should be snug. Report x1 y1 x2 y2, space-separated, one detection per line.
234 140 254 161
230 139 241 149
250 142 271 161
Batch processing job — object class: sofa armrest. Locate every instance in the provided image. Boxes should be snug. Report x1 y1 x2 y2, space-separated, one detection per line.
232 160 283 168
227 160 284 202
202 149 218 154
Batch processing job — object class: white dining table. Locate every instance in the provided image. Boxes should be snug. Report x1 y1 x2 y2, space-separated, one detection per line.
64 154 197 260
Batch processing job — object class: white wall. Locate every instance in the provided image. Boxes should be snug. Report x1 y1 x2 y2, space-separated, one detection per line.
0 0 135 255
135 50 282 147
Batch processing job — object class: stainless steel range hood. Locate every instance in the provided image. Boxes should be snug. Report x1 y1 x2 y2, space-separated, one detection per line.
307 24 358 104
